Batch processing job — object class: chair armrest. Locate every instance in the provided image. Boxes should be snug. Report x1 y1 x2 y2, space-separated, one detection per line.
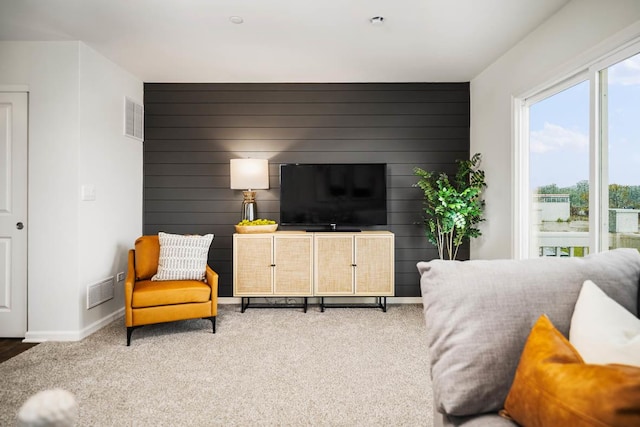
205 264 219 316
124 249 136 327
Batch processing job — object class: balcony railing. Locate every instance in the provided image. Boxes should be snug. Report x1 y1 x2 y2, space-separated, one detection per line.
537 231 640 257
538 232 589 257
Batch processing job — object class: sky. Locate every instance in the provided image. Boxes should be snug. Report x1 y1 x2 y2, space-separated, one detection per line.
529 52 640 189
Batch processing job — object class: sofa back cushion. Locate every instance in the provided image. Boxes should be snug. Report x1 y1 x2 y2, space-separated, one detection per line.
417 248 640 418
134 235 160 280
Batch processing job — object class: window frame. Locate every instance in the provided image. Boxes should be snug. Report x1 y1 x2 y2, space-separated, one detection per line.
514 37 640 259
589 41 640 250
513 71 588 258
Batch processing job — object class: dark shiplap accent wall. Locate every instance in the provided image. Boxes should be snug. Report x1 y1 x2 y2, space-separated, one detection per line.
144 83 470 297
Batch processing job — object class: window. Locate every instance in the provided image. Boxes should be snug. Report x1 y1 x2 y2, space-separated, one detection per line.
527 80 589 258
601 52 640 251
517 42 640 258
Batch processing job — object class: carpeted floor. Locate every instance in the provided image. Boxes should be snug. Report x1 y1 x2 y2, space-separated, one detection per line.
0 304 433 426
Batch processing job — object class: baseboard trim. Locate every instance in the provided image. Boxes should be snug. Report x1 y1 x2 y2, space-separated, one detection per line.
218 296 422 305
23 307 125 343
23 296 422 342
80 307 125 340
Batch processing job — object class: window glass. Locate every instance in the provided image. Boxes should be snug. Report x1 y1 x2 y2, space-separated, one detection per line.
603 52 640 251
529 81 590 257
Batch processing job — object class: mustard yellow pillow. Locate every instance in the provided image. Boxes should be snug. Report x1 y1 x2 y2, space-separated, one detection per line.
502 315 640 427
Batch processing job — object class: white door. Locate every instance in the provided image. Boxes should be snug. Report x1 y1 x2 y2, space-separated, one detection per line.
0 92 28 337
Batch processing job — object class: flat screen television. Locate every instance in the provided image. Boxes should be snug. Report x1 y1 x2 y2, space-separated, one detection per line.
279 163 387 229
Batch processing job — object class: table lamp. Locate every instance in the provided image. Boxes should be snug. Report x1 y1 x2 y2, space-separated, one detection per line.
230 158 269 221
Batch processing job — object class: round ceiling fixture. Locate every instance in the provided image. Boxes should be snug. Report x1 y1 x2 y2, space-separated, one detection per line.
369 16 385 26
229 16 244 24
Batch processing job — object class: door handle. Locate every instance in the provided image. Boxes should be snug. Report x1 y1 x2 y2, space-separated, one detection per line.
16 222 24 230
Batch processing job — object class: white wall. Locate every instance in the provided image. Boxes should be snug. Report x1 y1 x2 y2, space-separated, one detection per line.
0 41 143 340
0 41 82 338
77 43 143 333
470 0 640 259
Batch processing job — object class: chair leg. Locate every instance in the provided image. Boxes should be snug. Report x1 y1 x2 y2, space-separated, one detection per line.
205 316 216 334
126 326 135 346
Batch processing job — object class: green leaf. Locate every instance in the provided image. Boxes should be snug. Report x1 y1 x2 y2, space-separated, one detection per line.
413 153 487 259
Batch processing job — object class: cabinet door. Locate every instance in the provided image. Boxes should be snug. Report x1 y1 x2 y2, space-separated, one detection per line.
233 234 273 296
273 234 313 296
354 234 394 295
314 234 354 295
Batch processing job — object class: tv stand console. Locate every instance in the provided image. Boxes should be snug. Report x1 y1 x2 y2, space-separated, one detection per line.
233 231 394 311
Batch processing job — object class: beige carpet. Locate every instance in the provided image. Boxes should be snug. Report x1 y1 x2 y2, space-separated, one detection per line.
0 304 433 426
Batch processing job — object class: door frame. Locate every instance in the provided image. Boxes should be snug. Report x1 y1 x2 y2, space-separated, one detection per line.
0 85 29 338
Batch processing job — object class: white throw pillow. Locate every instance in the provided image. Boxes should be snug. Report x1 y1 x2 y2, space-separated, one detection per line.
151 232 214 281
569 279 640 366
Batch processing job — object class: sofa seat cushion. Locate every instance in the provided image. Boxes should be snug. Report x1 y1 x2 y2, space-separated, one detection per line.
132 280 211 308
444 413 517 426
417 248 640 418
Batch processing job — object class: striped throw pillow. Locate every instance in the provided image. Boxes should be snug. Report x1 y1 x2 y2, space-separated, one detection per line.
151 232 214 281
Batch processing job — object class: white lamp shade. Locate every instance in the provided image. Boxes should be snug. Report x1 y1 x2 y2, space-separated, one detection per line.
230 158 269 190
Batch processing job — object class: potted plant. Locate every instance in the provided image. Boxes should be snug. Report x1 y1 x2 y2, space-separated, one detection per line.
413 153 486 260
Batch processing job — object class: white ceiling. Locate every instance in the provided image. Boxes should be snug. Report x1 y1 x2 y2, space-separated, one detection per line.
0 0 571 83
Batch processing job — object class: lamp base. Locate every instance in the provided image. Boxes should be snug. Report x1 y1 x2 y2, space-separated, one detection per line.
241 191 257 221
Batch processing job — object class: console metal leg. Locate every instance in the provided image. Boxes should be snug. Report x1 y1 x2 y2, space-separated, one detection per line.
318 296 388 311
240 296 307 312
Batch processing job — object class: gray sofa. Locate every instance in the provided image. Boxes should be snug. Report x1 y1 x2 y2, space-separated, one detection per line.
417 248 640 426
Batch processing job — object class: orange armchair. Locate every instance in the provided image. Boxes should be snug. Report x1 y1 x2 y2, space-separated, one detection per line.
125 235 218 345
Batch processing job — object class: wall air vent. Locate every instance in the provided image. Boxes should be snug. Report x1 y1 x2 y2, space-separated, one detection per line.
124 97 144 141
87 277 115 309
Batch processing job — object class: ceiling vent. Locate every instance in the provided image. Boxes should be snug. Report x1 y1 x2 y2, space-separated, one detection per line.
124 97 144 141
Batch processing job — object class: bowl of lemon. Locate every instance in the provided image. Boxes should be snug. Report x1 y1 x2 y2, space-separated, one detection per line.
234 219 278 234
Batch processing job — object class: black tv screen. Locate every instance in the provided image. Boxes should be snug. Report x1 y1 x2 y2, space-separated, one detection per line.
279 163 387 227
